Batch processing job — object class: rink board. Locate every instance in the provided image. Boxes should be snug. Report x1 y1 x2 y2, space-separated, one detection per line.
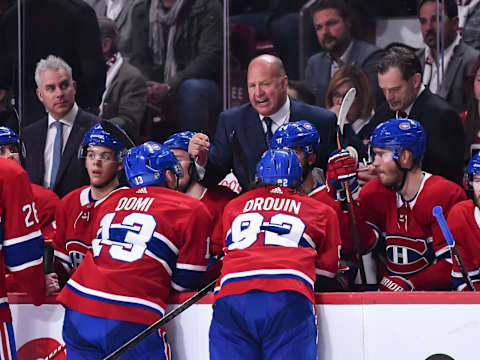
9 292 480 359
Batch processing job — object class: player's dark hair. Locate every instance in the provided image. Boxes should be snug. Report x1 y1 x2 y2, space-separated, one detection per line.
310 0 351 20
377 46 423 80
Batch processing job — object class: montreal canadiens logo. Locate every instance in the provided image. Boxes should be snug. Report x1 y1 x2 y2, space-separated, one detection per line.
399 122 411 130
303 123 313 130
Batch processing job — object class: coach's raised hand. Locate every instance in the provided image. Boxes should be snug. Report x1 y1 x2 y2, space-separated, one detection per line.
188 133 210 167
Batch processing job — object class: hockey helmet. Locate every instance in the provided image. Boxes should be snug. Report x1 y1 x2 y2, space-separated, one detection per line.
124 141 183 187
256 148 303 188
80 123 126 159
270 120 321 156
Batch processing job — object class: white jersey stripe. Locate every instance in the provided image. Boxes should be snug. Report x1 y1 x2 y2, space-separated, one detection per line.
7 257 43 272
145 250 172 275
3 230 42 246
176 263 207 271
220 268 314 288
67 279 165 315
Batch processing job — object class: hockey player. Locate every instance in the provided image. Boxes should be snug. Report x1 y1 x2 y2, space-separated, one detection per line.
328 118 467 291
209 148 341 360
53 123 127 283
270 121 352 289
0 126 59 246
447 152 480 290
57 142 212 359
0 158 50 358
164 131 236 261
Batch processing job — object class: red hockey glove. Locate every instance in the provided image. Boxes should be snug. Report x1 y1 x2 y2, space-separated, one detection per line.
326 149 358 201
379 275 414 292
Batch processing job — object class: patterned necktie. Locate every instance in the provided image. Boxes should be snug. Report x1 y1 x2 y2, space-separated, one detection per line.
50 121 63 189
264 116 273 146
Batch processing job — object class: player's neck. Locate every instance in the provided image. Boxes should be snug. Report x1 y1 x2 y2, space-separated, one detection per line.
185 181 207 200
398 169 424 201
90 178 120 201
301 172 317 194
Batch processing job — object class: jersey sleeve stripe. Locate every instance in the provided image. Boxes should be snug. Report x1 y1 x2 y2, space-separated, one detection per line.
172 268 205 290
7 257 43 272
176 263 207 271
3 230 42 246
146 239 177 272
171 282 188 292
220 269 314 288
301 233 316 249
153 232 179 254
66 279 165 316
144 250 172 275
4 236 43 269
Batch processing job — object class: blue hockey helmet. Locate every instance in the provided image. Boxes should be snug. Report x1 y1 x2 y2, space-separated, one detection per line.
164 131 196 152
80 123 126 159
270 120 321 156
370 119 426 162
467 151 480 176
256 148 303 188
0 126 19 146
124 141 183 187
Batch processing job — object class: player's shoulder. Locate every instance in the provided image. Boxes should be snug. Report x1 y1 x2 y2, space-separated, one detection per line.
0 158 27 181
61 185 90 205
423 174 466 200
360 178 393 198
31 184 60 202
449 199 475 218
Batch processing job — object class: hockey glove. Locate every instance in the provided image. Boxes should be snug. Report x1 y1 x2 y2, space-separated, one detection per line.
379 275 414 292
326 149 359 201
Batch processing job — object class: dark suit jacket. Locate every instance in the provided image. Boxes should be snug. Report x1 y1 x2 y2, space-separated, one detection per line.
368 89 465 185
202 98 337 190
23 108 99 198
0 0 106 127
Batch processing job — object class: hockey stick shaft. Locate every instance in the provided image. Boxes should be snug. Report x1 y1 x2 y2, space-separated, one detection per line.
230 130 252 189
100 120 136 149
43 344 65 360
103 278 217 360
335 88 367 287
432 206 475 291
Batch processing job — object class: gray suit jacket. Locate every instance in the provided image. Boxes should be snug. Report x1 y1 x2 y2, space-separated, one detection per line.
85 0 135 56
305 39 384 107
416 41 480 113
23 108 99 198
101 59 147 140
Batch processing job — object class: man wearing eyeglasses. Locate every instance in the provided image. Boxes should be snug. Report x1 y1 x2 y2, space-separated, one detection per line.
53 123 127 286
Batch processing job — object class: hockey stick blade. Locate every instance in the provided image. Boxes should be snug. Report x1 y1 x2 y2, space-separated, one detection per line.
432 206 476 291
100 120 136 149
103 278 217 360
337 87 356 136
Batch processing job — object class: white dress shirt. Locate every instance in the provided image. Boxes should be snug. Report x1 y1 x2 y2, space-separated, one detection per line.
259 96 291 135
43 103 78 188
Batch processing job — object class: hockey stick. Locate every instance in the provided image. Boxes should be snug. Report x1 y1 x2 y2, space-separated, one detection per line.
335 88 367 288
432 206 476 291
100 120 136 149
103 278 217 360
43 343 66 360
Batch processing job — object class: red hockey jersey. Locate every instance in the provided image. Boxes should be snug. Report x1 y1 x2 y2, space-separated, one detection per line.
31 184 59 245
358 173 466 289
53 186 127 275
57 186 212 325
0 159 45 321
446 200 480 291
213 185 341 305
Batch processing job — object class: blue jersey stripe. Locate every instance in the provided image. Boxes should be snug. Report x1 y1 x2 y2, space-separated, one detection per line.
65 282 164 316
219 273 314 291
3 234 43 268
172 268 205 290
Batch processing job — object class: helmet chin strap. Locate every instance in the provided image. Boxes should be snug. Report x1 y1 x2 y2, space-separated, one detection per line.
391 159 414 192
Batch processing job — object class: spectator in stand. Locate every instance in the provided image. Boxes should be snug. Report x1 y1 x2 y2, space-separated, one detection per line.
188 54 337 192
416 0 480 112
287 80 316 105
461 56 480 162
0 0 106 130
305 0 383 107
369 46 465 185
130 0 222 134
85 0 136 57
230 0 310 80
23 55 99 198
97 16 147 141
325 65 375 160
